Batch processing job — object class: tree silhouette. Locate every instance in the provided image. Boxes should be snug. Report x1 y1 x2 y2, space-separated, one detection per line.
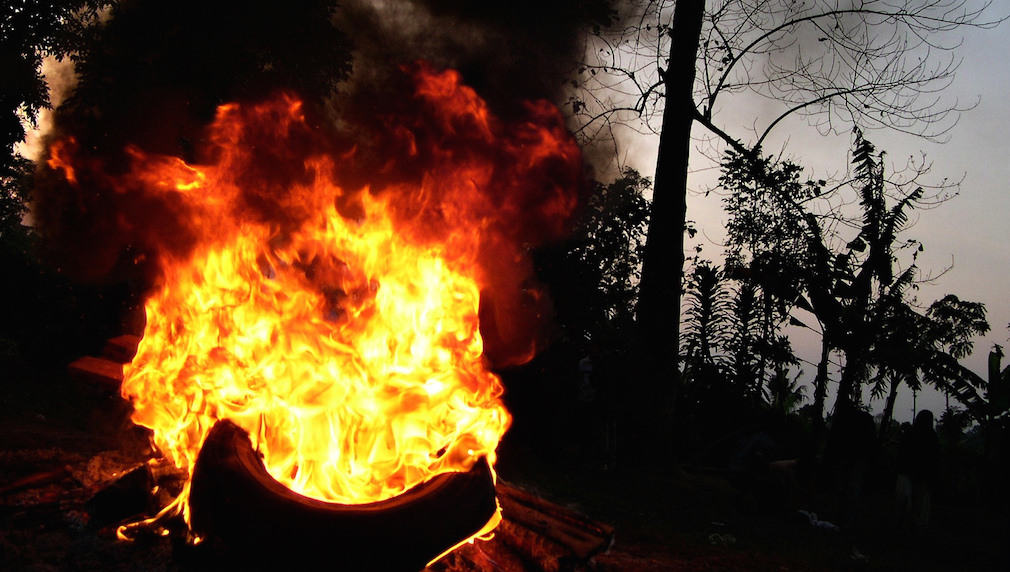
536 168 650 344
682 261 732 370
721 130 989 419
568 0 1003 382
870 292 989 433
2 1 110 239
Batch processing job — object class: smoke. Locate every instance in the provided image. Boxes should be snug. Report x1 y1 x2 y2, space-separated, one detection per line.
334 0 611 117
16 57 76 165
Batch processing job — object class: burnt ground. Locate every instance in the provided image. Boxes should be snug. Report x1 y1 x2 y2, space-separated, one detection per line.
2 367 1009 571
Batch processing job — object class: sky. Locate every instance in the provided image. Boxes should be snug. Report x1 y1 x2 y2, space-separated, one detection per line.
619 10 1010 423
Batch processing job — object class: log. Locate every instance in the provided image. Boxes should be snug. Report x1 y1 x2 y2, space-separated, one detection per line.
102 334 141 364
496 484 614 560
493 519 566 572
0 466 71 497
466 538 531 572
188 420 498 572
425 483 616 572
67 356 124 390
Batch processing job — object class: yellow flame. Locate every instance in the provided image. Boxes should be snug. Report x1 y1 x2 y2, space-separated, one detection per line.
119 100 510 520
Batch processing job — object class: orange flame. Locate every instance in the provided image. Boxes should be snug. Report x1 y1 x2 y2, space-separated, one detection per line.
46 65 582 537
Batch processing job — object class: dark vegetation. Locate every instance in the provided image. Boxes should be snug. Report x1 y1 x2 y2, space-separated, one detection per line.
3 1 1010 570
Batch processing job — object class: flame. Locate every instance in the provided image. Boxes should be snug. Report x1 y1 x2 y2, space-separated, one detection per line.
45 65 582 538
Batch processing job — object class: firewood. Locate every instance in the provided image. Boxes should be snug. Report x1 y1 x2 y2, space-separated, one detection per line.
67 356 124 390
0 466 71 497
494 518 566 572
469 537 533 572
85 464 153 528
496 484 614 560
427 542 509 572
102 335 141 363
188 419 498 572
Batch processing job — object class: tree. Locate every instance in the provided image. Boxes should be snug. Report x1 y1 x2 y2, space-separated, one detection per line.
569 0 1003 377
1 1 117 364
536 168 651 344
764 365 807 417
56 0 353 161
681 261 732 369
721 130 990 421
870 292 989 433
721 146 837 418
2 1 356 364
2 1 110 238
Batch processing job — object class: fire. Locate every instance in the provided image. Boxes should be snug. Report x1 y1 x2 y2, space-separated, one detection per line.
46 65 582 537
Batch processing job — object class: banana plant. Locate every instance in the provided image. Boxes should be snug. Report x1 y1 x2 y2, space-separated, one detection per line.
721 129 987 420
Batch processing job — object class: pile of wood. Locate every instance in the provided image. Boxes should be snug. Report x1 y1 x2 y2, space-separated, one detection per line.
67 335 140 391
430 483 615 572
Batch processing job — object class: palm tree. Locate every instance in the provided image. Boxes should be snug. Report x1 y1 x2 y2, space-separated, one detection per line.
764 366 807 417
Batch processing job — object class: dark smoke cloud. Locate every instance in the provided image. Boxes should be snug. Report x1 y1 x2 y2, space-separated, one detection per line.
334 0 614 118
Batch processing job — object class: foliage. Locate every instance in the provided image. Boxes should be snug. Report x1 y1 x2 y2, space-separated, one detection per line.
681 261 733 368
680 257 798 407
1 1 110 162
1 1 111 241
564 0 1002 383
536 168 650 343
764 366 807 417
937 405 974 446
720 130 991 421
1 1 356 369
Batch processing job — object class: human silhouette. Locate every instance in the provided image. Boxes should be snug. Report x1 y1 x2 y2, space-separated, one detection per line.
823 399 877 528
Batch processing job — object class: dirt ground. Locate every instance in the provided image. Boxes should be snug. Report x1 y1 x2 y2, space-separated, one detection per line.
495 445 1010 572
2 370 1008 571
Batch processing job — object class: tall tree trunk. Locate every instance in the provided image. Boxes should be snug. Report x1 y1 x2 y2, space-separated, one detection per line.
636 0 705 371
812 335 830 419
836 347 867 411
880 375 901 437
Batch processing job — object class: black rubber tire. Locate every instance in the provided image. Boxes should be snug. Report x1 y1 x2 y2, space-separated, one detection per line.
188 419 497 571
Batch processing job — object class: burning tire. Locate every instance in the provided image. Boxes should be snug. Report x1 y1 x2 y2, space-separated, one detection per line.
188 420 498 571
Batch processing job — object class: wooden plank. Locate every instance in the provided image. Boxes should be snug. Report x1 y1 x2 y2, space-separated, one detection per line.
102 335 141 364
496 483 615 559
68 356 124 390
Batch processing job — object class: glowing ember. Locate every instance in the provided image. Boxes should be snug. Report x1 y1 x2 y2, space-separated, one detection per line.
45 65 582 540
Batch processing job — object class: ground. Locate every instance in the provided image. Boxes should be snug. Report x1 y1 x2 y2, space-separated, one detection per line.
1 368 1008 571
495 444 1009 571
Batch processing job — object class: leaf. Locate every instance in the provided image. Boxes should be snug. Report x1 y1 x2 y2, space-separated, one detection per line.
788 316 808 329
847 237 867 252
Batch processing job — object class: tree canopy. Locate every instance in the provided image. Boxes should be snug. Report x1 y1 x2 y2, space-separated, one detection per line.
567 0 1004 384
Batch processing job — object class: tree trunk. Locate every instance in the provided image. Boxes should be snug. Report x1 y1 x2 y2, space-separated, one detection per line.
636 0 705 370
880 376 901 437
835 346 867 411
812 335 830 420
